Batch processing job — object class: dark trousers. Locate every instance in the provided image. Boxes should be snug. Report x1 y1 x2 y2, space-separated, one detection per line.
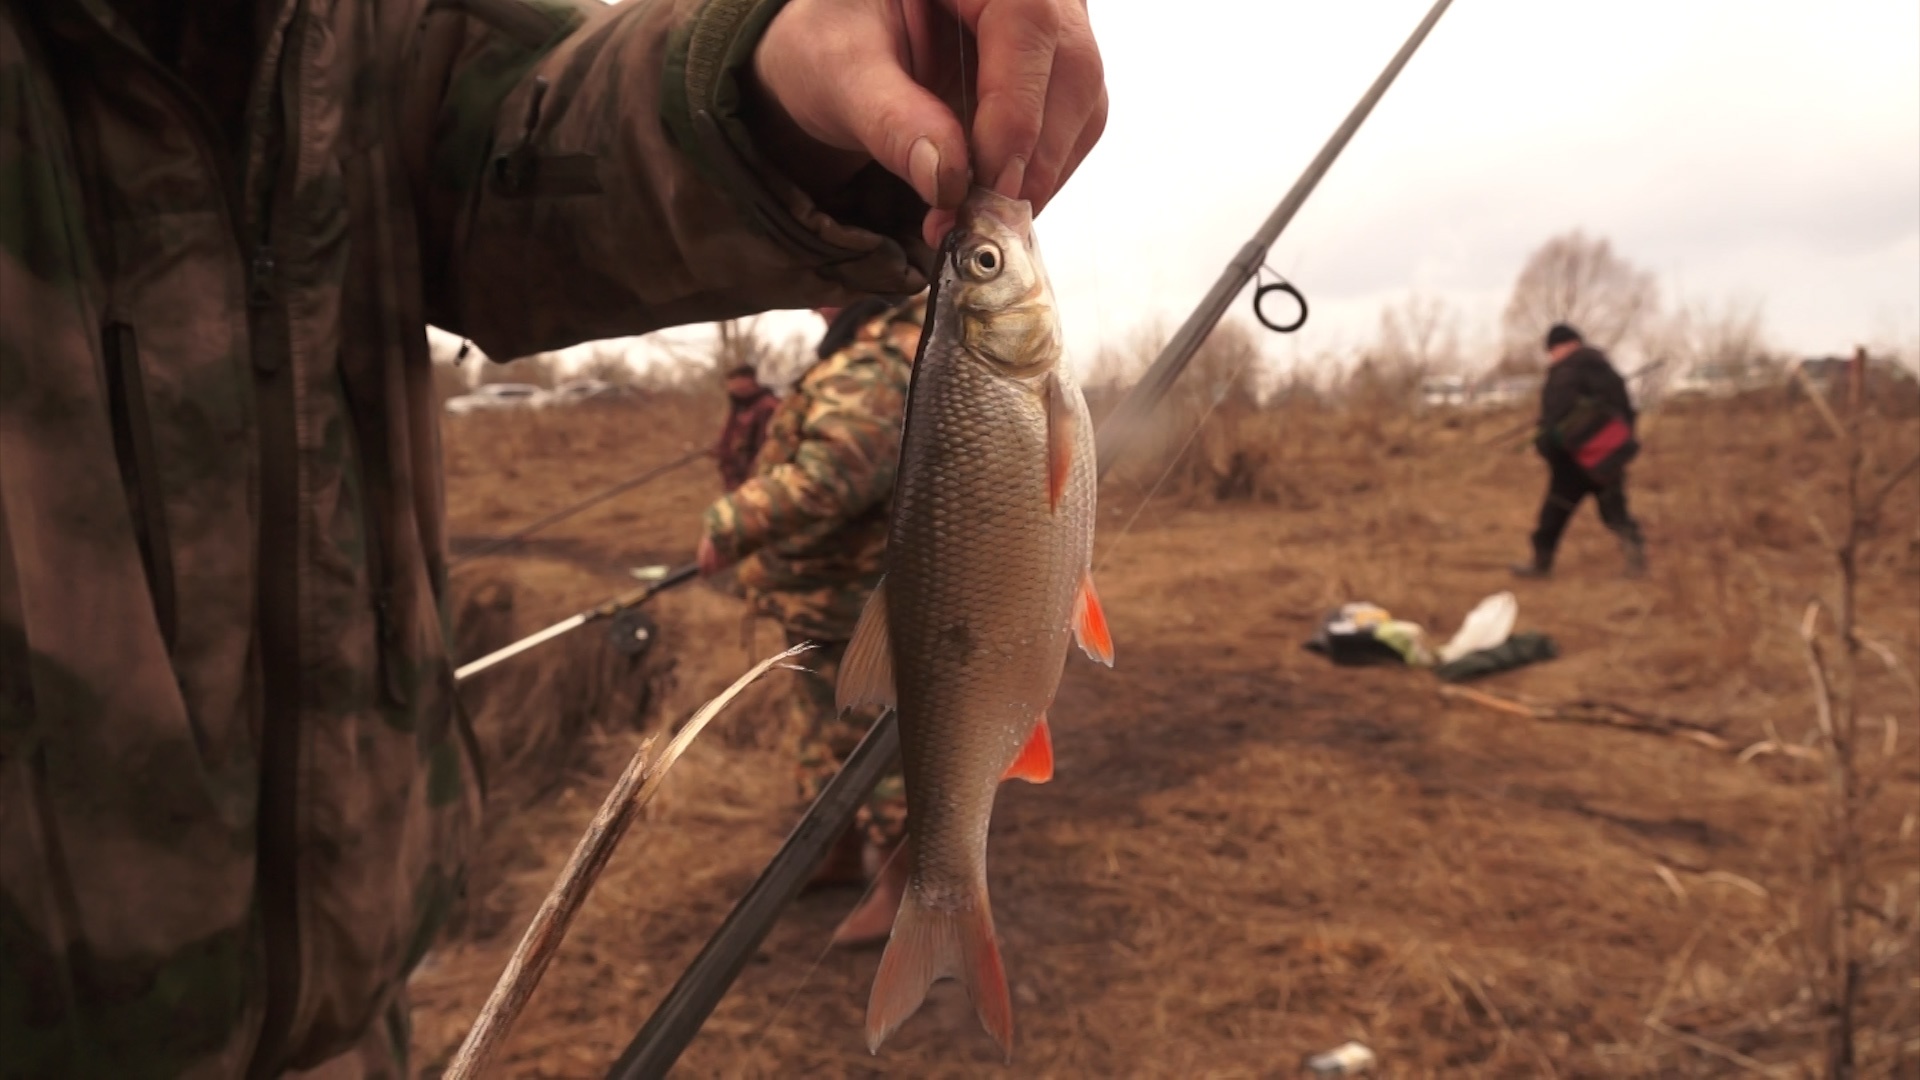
1530 451 1642 566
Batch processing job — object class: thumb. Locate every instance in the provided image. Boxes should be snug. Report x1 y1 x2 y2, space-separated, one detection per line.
837 56 970 208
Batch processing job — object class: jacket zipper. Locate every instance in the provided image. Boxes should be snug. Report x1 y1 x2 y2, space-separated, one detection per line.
101 317 178 651
247 21 306 1076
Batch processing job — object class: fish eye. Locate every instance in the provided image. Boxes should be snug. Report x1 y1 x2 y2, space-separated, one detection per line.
961 243 1004 281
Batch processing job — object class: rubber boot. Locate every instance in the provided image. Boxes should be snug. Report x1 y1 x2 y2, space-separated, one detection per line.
1509 544 1553 580
1618 531 1648 579
830 837 910 948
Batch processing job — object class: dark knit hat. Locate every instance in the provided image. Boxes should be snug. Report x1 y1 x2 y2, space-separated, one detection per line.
815 295 898 359
1544 323 1583 349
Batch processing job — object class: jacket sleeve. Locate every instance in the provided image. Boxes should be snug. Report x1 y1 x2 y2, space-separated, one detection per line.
393 0 933 360
1538 364 1579 430
701 365 899 563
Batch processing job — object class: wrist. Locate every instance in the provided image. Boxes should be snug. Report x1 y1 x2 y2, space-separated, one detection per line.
743 41 872 202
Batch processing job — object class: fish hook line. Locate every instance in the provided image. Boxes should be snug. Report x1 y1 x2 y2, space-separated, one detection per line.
744 842 908 1054
956 1 971 141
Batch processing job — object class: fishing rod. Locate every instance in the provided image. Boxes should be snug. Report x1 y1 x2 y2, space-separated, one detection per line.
604 2 1457 1075
452 446 711 568
454 563 698 683
1095 0 1457 476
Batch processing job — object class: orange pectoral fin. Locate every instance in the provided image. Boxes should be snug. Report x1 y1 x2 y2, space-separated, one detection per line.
1002 715 1054 784
1072 571 1114 667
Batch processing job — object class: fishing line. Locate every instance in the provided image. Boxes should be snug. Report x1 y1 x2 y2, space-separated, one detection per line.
743 3 972 1043
450 446 708 569
1093 345 1267 575
744 841 907 1053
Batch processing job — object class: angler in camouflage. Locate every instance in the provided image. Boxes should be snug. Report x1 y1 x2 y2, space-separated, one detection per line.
697 294 926 947
0 0 1106 1075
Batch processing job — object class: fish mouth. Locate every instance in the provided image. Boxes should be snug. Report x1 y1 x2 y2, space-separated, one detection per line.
956 187 1034 245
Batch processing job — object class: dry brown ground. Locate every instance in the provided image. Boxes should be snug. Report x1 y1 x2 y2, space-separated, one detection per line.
407 382 1920 1078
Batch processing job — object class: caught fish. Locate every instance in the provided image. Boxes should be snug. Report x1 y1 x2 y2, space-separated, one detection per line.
836 186 1114 1059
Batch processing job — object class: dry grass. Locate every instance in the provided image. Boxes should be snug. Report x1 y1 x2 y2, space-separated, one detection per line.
405 373 1920 1077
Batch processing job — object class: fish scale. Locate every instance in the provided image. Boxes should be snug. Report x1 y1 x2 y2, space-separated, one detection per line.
840 187 1108 1061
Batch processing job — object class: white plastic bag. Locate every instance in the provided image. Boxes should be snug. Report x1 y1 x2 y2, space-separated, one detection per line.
1438 591 1518 664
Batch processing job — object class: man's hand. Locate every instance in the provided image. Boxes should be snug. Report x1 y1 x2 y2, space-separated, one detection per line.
751 0 1107 247
697 533 733 576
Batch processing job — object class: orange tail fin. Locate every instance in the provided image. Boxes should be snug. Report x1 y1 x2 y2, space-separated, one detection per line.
865 880 1013 1061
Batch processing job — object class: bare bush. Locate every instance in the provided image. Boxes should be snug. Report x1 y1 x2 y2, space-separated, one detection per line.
1645 292 1783 394
1783 358 1920 1078
571 341 645 386
1377 292 1464 374
1084 317 1170 393
1641 355 1920 1076
713 317 780 377
1501 229 1659 361
1092 317 1273 503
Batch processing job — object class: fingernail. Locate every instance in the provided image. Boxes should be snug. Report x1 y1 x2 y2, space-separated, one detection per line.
993 157 1027 199
909 138 940 204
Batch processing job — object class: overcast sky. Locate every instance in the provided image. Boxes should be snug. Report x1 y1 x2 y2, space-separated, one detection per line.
460 0 1919 380
1036 0 1919 375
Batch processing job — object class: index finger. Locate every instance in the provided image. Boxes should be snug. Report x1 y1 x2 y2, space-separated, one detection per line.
962 0 1062 197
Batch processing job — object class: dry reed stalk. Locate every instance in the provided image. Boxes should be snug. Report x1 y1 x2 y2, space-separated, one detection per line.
1790 361 1847 439
442 640 815 1080
1437 685 1732 751
1645 1017 1791 1077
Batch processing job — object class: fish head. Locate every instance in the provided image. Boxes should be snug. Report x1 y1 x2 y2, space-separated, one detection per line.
945 188 1063 381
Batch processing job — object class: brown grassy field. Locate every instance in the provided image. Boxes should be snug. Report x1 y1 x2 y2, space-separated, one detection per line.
407 374 1919 1078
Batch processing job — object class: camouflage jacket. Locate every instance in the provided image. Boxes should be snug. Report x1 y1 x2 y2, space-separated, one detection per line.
703 297 925 640
0 0 929 1076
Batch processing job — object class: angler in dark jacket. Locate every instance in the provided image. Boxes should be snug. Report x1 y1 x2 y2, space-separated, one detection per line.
1514 323 1648 578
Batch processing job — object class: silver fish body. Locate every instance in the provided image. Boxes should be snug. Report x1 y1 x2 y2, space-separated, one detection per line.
837 187 1112 1060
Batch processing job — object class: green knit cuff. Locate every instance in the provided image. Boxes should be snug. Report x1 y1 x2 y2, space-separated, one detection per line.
661 4 774 172
660 0 863 260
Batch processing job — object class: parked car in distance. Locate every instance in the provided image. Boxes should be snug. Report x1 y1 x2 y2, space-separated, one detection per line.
1419 375 1471 408
1473 375 1539 408
444 382 550 415
546 378 635 406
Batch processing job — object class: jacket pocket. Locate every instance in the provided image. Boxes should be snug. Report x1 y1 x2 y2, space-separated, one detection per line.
102 317 177 651
355 428 414 714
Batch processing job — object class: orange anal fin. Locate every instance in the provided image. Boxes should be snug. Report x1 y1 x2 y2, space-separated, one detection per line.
1072 571 1114 667
1044 371 1078 512
866 880 1013 1061
1002 715 1054 784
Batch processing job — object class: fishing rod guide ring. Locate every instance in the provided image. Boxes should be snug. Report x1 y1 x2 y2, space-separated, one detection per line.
1253 268 1309 334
